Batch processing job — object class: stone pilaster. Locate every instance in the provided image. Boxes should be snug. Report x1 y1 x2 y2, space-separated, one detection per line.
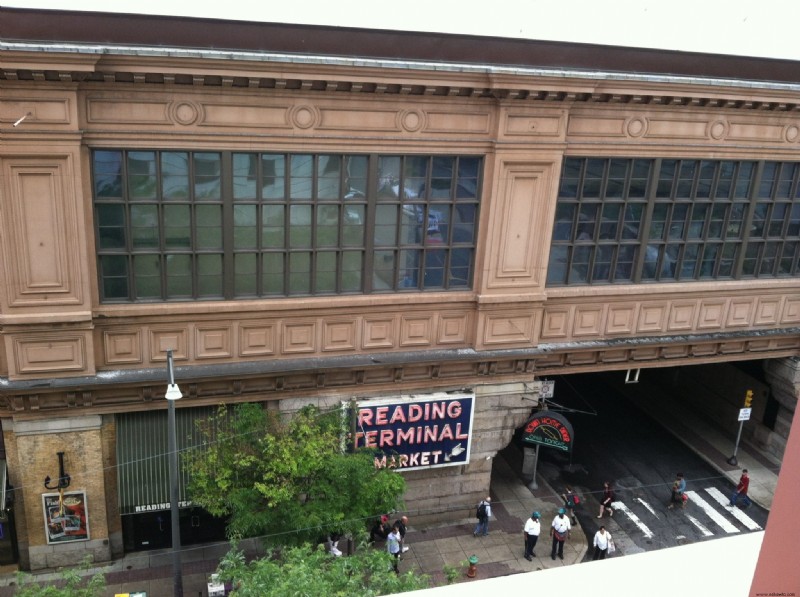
4 416 112 570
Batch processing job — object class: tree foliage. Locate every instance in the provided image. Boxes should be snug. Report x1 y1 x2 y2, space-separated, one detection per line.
185 403 406 545
216 543 429 596
14 558 106 597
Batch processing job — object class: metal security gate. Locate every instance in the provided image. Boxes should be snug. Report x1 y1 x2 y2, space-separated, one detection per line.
116 406 226 550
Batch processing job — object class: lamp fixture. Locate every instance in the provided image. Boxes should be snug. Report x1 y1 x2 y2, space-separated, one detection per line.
44 451 71 491
13 112 32 127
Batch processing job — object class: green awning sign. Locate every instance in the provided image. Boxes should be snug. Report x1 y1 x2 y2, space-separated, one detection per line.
521 411 574 452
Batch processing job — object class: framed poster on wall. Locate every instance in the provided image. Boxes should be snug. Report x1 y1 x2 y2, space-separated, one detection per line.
42 491 89 544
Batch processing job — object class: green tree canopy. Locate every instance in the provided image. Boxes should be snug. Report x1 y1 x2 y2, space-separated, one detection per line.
216 543 429 596
185 402 406 545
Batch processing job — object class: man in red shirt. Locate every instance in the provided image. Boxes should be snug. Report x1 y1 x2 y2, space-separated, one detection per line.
730 468 752 508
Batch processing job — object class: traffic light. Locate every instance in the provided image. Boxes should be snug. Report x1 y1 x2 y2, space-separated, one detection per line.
744 389 753 408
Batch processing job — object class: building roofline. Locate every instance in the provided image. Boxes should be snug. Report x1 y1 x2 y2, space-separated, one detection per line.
3 6 800 85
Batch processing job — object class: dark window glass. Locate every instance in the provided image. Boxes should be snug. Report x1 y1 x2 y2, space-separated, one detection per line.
548 157 800 286
94 151 481 301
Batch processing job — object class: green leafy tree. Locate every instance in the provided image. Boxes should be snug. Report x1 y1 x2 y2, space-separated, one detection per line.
216 543 429 596
14 558 106 597
186 403 406 544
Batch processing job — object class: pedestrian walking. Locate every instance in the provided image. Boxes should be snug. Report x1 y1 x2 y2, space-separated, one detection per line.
550 508 571 560
473 496 492 537
667 472 687 509
386 525 402 574
592 526 612 560
561 485 579 524
597 481 615 518
394 515 410 552
730 469 752 509
522 511 541 561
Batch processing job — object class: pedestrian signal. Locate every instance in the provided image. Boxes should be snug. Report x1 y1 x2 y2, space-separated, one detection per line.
744 390 753 408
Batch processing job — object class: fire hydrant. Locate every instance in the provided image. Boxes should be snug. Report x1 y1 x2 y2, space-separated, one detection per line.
466 554 479 578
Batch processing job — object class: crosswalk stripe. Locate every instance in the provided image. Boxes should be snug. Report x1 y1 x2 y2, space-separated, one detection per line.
703 487 762 531
684 490 739 533
610 501 654 538
686 514 714 537
635 497 659 518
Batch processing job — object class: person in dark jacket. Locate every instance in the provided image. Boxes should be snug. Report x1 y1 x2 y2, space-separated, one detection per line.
597 481 615 518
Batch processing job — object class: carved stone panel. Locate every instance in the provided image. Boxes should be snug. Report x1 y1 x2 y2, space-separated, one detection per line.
10 332 91 377
606 304 637 335
400 314 434 347
363 316 396 350
282 321 317 354
637 303 667 333
2 158 83 307
436 312 471 345
239 321 277 357
103 330 143 365
487 161 555 290
480 312 536 346
195 324 233 359
148 327 188 362
573 306 604 337
322 319 358 352
541 307 572 339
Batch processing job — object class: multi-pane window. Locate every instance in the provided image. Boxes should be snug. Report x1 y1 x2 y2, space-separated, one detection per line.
548 157 800 286
93 151 481 302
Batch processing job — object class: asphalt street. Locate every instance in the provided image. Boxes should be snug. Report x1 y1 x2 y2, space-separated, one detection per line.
529 372 769 558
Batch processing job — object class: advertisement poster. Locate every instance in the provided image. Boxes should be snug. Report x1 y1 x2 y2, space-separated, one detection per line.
43 491 90 544
355 392 475 471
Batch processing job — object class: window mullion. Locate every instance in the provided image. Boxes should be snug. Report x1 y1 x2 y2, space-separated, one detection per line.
362 155 379 293
221 151 235 299
735 161 764 277
633 158 661 283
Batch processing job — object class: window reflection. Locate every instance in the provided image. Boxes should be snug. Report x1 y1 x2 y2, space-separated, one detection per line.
549 157 800 285
94 151 480 300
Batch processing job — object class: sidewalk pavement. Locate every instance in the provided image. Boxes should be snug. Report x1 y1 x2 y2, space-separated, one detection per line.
0 377 779 595
396 453 588 584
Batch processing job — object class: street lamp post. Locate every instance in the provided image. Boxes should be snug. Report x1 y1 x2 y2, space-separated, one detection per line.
165 349 183 597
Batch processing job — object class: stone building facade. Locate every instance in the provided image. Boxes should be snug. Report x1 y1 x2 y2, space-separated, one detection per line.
1 6 798 570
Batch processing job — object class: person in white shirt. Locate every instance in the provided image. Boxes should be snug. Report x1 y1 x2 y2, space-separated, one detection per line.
386 525 402 573
592 525 612 560
550 508 571 560
523 511 541 560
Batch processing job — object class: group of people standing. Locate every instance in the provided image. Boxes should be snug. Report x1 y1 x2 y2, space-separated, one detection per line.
372 514 410 574
376 467 753 574
520 504 613 561
519 483 613 562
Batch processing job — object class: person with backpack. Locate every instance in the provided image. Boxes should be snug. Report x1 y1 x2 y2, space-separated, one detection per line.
473 496 492 536
561 486 579 525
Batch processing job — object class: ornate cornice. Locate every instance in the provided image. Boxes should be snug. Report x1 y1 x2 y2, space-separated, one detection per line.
2 329 798 417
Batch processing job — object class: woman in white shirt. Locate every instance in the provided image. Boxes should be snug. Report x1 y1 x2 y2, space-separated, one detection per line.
592 525 612 560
